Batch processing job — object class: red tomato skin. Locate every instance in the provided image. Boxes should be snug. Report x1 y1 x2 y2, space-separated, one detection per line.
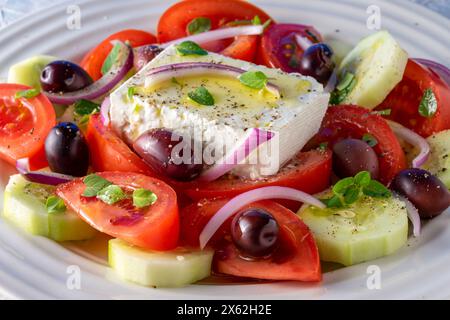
376 59 450 137
180 150 332 203
0 84 55 169
307 105 406 185
258 23 323 71
157 0 272 62
181 199 321 282
80 29 157 81
57 172 179 251
85 114 160 177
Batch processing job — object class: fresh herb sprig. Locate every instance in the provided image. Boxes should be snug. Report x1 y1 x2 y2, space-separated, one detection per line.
187 17 211 35
46 195 66 214
321 171 391 208
239 71 268 90
175 41 208 56
82 174 157 208
330 72 356 105
101 42 122 75
418 88 437 118
188 86 215 106
15 88 40 99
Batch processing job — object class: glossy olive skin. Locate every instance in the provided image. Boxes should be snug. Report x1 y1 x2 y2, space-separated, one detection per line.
231 208 279 258
391 168 450 219
45 122 90 177
299 43 335 85
133 45 163 72
332 138 380 179
40 60 93 93
133 129 203 181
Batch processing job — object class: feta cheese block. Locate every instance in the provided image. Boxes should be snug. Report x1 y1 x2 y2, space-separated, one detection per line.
109 45 329 179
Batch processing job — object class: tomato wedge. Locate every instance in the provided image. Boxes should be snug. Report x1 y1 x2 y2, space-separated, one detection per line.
157 0 272 62
57 172 179 250
80 29 157 81
0 84 55 169
181 150 332 204
258 23 323 71
306 105 406 185
181 199 321 281
85 114 160 177
376 59 450 137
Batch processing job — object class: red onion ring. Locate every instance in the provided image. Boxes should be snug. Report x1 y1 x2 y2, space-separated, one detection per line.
199 186 325 249
43 41 133 105
160 25 264 49
197 128 275 182
145 62 280 97
324 68 337 93
100 97 111 126
413 58 450 86
394 193 421 237
387 120 430 168
16 158 74 186
295 34 313 51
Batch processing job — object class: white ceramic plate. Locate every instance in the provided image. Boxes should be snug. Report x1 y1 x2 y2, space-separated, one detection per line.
0 0 449 300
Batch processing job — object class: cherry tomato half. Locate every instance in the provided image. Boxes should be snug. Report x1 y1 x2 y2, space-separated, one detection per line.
157 0 273 62
80 29 157 81
57 172 179 251
376 59 450 137
0 83 55 169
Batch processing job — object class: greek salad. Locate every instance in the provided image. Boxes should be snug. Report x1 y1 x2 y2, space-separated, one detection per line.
1 0 450 288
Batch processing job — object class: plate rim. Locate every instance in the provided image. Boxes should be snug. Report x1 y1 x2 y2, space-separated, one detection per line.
0 0 449 300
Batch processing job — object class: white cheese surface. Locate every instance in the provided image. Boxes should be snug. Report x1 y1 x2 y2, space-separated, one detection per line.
109 45 329 179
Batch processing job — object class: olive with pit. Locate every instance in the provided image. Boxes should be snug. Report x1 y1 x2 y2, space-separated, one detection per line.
40 60 93 93
231 208 279 258
391 168 450 219
332 138 380 179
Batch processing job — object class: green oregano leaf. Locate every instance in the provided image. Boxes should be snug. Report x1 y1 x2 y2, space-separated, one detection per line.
175 41 208 56
74 99 100 116
187 17 211 35
362 133 378 147
46 195 66 214
15 88 40 99
101 42 122 75
238 71 268 90
188 87 215 106
82 174 113 197
418 88 437 118
96 185 126 205
133 188 158 208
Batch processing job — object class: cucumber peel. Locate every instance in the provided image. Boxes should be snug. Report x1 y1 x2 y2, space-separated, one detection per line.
298 192 408 266
7 55 57 90
337 30 408 109
109 239 214 287
2 174 97 241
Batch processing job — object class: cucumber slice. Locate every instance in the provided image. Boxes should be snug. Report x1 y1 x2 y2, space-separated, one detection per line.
422 129 450 189
2 174 97 241
7 55 57 90
298 193 408 266
338 30 408 109
109 239 214 287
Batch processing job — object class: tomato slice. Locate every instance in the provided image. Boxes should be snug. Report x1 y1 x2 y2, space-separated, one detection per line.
375 59 450 137
181 199 321 282
0 84 55 169
80 29 157 81
85 114 160 177
258 23 323 71
180 150 332 205
306 105 406 185
57 172 179 250
157 0 272 62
